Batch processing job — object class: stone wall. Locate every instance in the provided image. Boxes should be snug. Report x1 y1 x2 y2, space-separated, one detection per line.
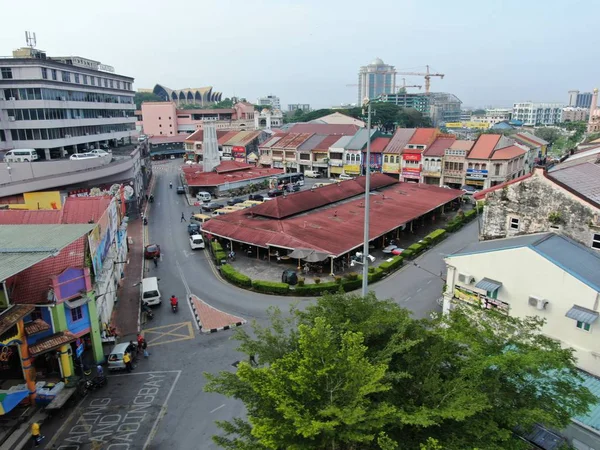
481 171 599 248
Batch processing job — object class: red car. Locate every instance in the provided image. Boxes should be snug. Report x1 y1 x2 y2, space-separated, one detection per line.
144 244 161 259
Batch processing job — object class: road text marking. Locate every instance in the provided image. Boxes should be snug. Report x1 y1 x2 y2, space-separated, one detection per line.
210 404 225 414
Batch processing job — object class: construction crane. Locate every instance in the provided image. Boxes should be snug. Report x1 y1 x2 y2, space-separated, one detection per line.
397 65 444 94
398 78 421 91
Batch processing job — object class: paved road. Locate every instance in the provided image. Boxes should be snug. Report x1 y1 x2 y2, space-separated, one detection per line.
47 161 479 449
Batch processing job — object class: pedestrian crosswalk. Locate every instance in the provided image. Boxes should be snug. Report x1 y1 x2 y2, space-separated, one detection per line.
151 160 181 174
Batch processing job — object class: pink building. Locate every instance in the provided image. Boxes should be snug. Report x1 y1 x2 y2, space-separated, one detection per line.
138 102 259 136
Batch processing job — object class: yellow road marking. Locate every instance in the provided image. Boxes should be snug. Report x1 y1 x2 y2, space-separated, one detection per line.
142 321 194 347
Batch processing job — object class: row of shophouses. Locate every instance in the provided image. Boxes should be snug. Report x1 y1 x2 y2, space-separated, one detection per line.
187 124 549 190
0 193 129 413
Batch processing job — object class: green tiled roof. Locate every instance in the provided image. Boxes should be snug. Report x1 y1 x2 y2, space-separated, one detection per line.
0 224 95 281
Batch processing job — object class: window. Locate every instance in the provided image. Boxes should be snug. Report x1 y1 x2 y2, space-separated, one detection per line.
158 117 161 120
83 75 88 85
109 79 114 88
51 69 57 80
494 164 501 176
576 321 591 332
71 306 83 321
593 234 600 250
1 68 13 79
90 76 95 86
62 71 71 82
41 68 48 79
509 217 519 230
74 73 80 83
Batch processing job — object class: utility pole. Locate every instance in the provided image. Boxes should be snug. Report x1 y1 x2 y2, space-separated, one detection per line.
361 98 372 297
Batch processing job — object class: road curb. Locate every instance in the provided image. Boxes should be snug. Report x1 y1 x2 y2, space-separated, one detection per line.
188 295 246 334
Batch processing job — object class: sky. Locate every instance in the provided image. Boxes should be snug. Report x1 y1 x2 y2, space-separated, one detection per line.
1 0 599 110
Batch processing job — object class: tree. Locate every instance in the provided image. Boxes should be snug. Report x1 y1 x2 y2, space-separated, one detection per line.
134 91 163 109
205 293 594 450
472 109 486 115
212 98 234 109
397 107 432 128
534 127 562 144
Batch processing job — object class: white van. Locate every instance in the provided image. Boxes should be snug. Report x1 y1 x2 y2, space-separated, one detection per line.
4 149 39 163
141 277 162 306
189 234 205 250
196 191 211 202
70 153 100 160
304 170 321 178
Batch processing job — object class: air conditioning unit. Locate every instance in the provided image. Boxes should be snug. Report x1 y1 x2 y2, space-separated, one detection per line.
9 97 16 101
528 296 549 310
64 134 72 138
458 273 475 284
8 116 15 122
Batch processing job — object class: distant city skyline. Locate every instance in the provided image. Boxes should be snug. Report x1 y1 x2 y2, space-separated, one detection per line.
1 0 598 110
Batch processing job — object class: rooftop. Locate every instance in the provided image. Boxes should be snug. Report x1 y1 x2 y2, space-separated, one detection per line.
218 130 241 145
490 145 527 160
313 134 347 152
285 123 360 135
224 130 262 147
467 134 502 160
449 140 475 151
473 173 533 200
183 164 282 187
407 128 437 146
330 135 354 149
547 161 600 207
346 129 378 151
514 131 549 147
424 137 456 157
203 177 462 256
297 134 328 152
448 232 600 292
369 137 392 153
384 128 417 154
0 224 94 282
148 135 190 144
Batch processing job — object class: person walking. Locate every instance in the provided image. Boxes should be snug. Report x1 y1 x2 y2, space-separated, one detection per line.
181 212 186 222
153 255 158 268
97 364 104 378
31 421 44 446
123 352 133 373
142 339 149 358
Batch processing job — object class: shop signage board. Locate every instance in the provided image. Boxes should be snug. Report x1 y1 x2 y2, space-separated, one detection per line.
403 154 421 162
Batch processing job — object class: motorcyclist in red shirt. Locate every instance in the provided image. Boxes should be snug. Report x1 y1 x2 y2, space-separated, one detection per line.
170 295 178 308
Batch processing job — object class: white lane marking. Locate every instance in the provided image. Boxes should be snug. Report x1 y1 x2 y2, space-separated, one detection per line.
417 288 422 293
210 404 226 414
427 280 432 284
405 296 412 302
111 370 183 377
143 370 182 450
182 250 190 258
176 259 200 331
160 254 164 261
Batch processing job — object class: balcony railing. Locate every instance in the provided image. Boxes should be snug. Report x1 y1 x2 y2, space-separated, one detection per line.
453 286 509 315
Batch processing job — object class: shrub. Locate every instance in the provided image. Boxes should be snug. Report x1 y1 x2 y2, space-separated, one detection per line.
297 277 305 287
211 241 223 253
368 266 375 274
251 280 289 295
220 264 251 288
294 282 338 296
314 278 321 284
407 242 425 256
379 255 404 273
401 248 414 259
367 267 384 283
215 251 227 264
342 278 363 292
334 276 342 284
463 209 477 222
444 219 463 233
424 229 447 245
345 272 359 281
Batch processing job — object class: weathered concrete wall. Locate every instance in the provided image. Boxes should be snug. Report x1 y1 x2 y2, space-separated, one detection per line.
481 171 599 248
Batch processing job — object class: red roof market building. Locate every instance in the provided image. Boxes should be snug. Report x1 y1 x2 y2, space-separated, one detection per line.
183 161 283 197
202 173 463 265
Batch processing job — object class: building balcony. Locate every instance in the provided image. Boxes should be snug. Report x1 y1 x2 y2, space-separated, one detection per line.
452 285 508 315
7 116 137 129
422 170 441 177
443 169 465 177
329 160 343 167
298 159 311 165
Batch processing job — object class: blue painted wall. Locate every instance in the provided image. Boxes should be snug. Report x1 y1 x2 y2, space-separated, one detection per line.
65 303 91 336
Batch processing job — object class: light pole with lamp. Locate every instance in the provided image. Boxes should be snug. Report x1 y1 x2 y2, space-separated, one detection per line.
361 98 373 297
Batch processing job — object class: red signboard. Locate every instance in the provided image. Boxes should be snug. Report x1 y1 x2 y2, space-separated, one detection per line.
403 153 421 162
401 169 421 178
232 146 246 160
402 167 421 174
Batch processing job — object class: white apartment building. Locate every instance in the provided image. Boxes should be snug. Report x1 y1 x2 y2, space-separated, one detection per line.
512 102 564 126
256 95 281 111
0 46 136 160
471 108 512 126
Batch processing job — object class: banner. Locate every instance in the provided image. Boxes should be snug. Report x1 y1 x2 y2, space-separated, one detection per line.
88 198 118 276
403 154 421 162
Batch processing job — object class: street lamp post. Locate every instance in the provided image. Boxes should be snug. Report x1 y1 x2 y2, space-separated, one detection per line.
361 99 373 297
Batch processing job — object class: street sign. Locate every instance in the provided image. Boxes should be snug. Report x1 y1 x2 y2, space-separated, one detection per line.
75 339 84 358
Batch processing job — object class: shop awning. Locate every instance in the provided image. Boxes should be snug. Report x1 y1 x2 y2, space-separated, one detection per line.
24 319 51 336
0 389 29 415
29 331 77 357
0 305 34 337
474 278 502 293
565 305 599 325
64 297 89 309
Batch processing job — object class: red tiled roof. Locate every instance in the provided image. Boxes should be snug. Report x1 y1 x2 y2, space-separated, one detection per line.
9 237 87 304
473 173 534 200
407 128 437 146
203 181 462 256
29 331 77 356
148 135 190 144
0 305 34 336
62 197 112 224
424 137 456 157
259 135 285 149
385 128 417 154
0 210 61 224
467 134 501 160
490 145 527 160
368 137 392 153
313 134 345 152
214 161 254 174
185 128 204 143
250 174 398 219
286 124 360 135
449 140 474 151
218 130 240 145
184 166 283 187
25 319 51 336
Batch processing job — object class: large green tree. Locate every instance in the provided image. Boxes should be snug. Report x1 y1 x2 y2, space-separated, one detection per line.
205 293 594 449
134 91 163 109
534 127 562 144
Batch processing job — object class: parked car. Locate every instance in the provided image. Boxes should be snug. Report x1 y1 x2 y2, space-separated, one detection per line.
196 191 212 202
189 234 205 250
88 149 110 157
176 186 186 194
248 194 264 202
227 198 244 206
338 174 354 181
285 184 300 192
190 213 211 225
144 244 161 259
461 185 479 195
70 153 100 160
107 343 132 371
187 223 201 235
201 202 223 212
304 170 321 178
268 189 285 198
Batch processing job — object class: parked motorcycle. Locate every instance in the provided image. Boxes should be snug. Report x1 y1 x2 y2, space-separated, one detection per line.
85 376 107 392
142 303 154 320
143 217 148 225
149 195 154 203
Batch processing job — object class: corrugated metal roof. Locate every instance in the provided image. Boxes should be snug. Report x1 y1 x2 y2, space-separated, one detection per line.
574 370 600 431
297 134 328 152
0 210 61 224
218 130 240 145
346 129 377 150
368 137 392 153
565 305 599 324
62 197 112 224
313 134 346 152
385 128 416 154
330 135 353 150
474 278 502 292
515 131 549 146
450 232 600 292
259 135 284 149
0 224 94 282
547 162 600 206
424 137 456 157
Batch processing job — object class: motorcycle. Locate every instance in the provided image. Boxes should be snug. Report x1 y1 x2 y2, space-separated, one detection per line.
149 195 154 203
171 303 178 313
142 303 154 320
143 217 148 225
84 376 107 391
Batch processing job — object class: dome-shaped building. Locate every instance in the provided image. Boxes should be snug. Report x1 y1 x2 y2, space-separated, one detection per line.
152 84 223 106
357 58 396 105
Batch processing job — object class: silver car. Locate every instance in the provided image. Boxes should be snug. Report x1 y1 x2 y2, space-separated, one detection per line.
107 343 134 371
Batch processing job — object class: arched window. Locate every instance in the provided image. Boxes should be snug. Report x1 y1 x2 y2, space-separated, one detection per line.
384 155 389 163
474 163 480 170
395 156 400 163
468 163 473 169
482 163 487 170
